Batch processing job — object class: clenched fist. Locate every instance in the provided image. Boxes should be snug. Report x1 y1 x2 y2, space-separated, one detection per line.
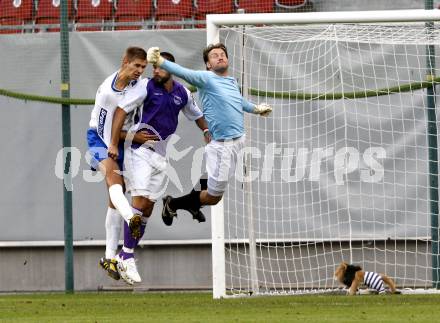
147 47 164 66
253 103 272 117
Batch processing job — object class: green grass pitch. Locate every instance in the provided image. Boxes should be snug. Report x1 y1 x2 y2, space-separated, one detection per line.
0 292 439 322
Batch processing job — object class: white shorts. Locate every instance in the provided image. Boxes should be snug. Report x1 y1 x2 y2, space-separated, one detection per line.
123 147 167 201
205 136 245 196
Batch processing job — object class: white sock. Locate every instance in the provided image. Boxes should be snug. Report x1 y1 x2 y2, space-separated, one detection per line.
122 246 134 253
108 184 133 222
105 207 122 259
132 207 143 217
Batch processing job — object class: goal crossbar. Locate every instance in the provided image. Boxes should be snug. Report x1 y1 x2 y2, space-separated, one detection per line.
207 10 440 44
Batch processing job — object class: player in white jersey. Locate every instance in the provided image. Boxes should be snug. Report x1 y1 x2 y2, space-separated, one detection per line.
86 47 155 281
108 52 210 285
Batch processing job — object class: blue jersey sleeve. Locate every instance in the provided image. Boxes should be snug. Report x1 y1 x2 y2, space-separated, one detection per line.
242 97 255 113
161 60 209 88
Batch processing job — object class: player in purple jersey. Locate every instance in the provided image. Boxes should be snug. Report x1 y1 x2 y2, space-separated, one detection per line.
87 47 158 281
108 52 210 285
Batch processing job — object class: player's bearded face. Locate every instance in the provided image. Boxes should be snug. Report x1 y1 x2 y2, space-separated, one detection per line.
207 49 228 74
153 66 171 85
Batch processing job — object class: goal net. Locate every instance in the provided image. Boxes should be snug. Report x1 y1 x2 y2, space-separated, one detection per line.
208 10 440 298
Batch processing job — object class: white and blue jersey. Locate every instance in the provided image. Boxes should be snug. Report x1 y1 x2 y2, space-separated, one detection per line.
160 60 255 141
87 71 140 170
89 71 139 145
119 78 202 156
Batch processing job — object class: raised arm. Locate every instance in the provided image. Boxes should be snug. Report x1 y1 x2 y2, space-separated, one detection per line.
147 47 209 88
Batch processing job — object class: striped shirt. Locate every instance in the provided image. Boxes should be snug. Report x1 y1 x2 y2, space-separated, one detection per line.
364 271 385 293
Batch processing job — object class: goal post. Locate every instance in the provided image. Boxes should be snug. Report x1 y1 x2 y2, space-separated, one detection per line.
207 10 440 299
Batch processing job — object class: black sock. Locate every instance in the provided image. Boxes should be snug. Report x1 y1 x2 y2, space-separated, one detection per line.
169 176 206 211
169 189 201 211
199 178 207 191
191 176 207 191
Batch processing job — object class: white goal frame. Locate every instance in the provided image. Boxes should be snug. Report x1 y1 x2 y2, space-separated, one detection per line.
207 9 440 299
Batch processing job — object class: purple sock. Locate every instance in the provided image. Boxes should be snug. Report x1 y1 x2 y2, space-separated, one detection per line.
123 221 146 249
118 250 134 260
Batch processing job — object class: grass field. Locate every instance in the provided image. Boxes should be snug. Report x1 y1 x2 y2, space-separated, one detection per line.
1 292 440 322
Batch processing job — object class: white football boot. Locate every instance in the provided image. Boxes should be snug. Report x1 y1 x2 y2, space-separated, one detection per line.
115 254 142 285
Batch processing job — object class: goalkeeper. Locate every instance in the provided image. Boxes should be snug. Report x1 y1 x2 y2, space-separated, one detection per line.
147 43 272 225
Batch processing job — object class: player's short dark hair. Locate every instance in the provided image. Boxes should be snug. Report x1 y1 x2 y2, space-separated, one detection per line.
203 43 228 64
125 47 147 61
160 52 175 63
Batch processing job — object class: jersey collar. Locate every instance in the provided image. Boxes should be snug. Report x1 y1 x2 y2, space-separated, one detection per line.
111 72 138 92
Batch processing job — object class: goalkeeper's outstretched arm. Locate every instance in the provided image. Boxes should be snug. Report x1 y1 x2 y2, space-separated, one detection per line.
147 47 208 88
148 46 272 117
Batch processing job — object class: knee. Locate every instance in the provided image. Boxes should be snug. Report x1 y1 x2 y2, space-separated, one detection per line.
132 197 155 215
201 191 223 205
142 204 154 217
210 195 223 205
106 172 123 188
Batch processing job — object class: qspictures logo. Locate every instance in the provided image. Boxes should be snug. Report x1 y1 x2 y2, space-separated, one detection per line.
54 132 386 192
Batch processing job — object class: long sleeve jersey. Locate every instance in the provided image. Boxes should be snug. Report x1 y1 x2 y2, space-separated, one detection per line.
161 60 255 141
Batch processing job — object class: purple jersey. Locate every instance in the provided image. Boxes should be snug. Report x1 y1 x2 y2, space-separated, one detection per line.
134 80 189 140
119 78 203 156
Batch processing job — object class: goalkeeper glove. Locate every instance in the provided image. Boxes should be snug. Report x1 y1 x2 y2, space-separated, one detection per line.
253 103 272 117
147 47 165 66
